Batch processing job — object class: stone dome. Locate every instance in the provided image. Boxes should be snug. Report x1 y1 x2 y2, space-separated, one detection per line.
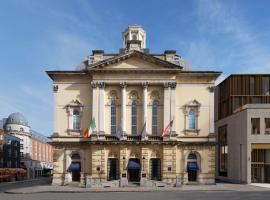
6 112 29 127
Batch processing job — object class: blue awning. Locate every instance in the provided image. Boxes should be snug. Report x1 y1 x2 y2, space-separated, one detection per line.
68 162 80 171
187 162 198 171
128 160 140 170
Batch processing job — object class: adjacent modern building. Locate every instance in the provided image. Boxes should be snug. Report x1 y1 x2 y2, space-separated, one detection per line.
215 74 270 183
47 25 221 187
2 113 53 178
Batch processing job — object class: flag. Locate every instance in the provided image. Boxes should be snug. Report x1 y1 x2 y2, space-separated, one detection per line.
82 128 88 138
140 121 147 139
88 118 96 137
161 120 173 137
116 123 122 139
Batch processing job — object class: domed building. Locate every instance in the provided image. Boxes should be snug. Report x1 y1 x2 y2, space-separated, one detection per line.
47 25 220 187
3 112 53 179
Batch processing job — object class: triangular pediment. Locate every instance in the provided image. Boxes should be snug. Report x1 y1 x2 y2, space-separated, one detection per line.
87 50 182 71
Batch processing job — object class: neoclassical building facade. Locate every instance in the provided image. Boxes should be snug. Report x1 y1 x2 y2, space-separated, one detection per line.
47 25 220 187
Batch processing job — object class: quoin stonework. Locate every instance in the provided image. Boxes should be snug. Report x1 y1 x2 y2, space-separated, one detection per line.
47 25 221 187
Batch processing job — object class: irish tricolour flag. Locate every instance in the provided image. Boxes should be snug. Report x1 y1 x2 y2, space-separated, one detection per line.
88 118 96 137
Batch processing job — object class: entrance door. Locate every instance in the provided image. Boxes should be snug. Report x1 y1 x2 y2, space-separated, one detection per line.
128 158 140 182
187 162 198 182
69 162 81 182
150 158 161 181
107 158 119 181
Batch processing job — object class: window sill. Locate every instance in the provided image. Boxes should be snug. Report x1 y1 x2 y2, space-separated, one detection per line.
184 129 200 136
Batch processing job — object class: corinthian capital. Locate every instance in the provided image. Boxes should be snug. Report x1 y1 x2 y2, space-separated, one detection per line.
98 82 105 88
120 82 127 88
142 82 149 89
91 81 97 88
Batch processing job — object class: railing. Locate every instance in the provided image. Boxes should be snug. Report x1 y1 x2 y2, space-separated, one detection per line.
126 135 141 141
104 135 162 142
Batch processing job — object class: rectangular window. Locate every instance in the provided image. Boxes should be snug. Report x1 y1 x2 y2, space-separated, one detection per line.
218 125 227 176
251 118 260 134
250 77 255 95
251 97 261 104
233 97 241 111
20 144 23 149
265 118 270 134
262 77 270 95
20 152 24 158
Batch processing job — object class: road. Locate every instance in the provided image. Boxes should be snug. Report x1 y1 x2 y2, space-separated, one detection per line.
1 191 270 200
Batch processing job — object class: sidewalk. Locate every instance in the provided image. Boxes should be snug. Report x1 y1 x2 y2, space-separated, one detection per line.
5 183 270 194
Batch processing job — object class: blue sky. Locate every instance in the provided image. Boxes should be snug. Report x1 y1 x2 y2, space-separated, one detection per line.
1 0 270 136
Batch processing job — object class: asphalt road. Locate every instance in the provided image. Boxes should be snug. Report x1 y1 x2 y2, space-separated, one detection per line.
1 191 270 200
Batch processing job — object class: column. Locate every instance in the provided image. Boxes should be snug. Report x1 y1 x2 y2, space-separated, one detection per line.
98 82 105 134
53 85 58 134
163 82 171 129
91 81 99 132
120 82 127 134
170 82 177 133
209 86 215 133
142 82 148 132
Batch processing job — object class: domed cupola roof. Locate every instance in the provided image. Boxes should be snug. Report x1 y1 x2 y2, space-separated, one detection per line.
6 112 29 127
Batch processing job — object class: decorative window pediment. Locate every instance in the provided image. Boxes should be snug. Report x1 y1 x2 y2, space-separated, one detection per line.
66 99 83 113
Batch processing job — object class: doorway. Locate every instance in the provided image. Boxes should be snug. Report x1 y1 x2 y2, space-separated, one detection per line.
150 158 161 181
187 153 199 182
128 158 140 182
107 158 119 181
69 162 81 182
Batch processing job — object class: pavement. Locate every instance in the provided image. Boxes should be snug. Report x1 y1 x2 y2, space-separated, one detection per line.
4 183 270 194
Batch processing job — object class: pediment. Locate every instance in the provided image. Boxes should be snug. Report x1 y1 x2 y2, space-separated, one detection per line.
185 99 201 107
87 50 182 71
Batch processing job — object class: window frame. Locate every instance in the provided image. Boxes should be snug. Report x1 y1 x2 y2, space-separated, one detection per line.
72 110 81 131
131 100 137 135
111 100 117 135
152 100 158 135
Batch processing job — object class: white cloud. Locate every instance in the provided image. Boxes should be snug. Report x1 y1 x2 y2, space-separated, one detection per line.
183 0 270 74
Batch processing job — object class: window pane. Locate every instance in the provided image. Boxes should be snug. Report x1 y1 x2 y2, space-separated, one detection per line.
131 101 137 135
111 101 116 135
265 118 270 134
250 77 255 95
251 118 260 134
73 110 80 130
218 126 227 176
262 77 270 95
152 100 158 135
188 110 196 129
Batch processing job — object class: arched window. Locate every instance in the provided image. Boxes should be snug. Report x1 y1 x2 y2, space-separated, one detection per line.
73 110 80 130
131 100 137 135
111 100 116 135
188 109 196 130
152 100 158 135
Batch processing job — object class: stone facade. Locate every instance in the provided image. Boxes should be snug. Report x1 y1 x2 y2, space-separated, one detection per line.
47 25 220 187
